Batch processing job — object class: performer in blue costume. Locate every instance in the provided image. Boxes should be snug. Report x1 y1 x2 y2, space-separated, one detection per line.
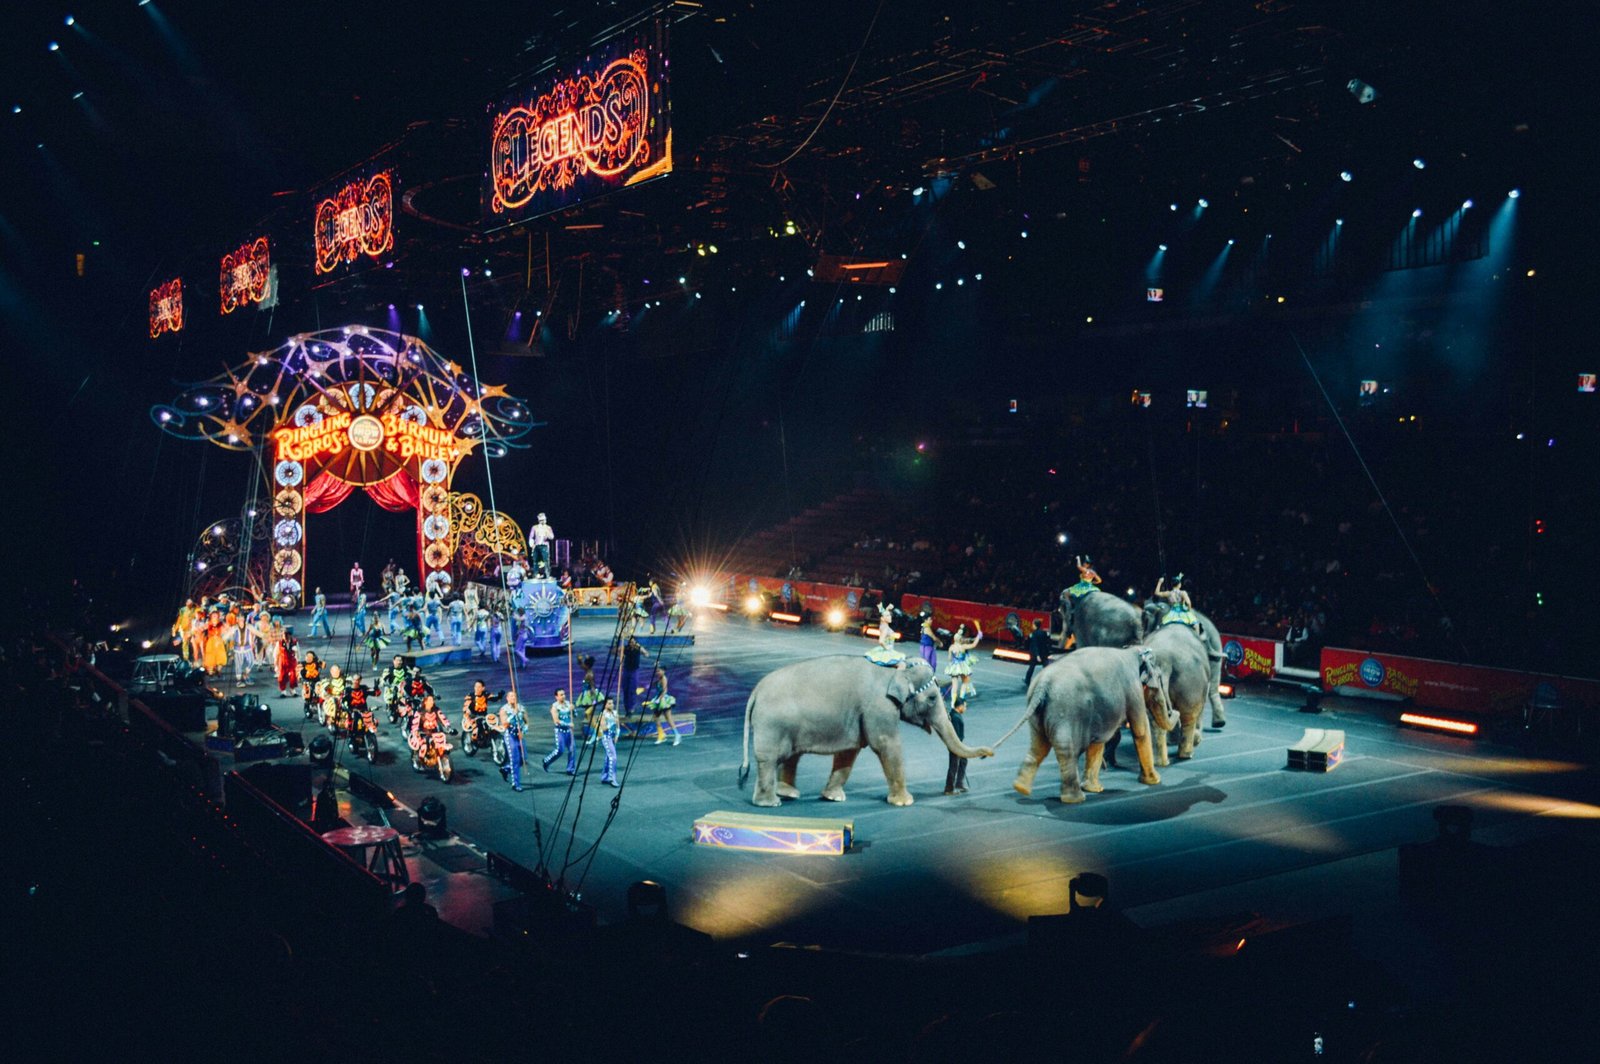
308 587 333 640
944 622 983 702
598 696 621 787
448 597 465 646
472 608 490 659
424 589 442 646
498 691 529 791
488 613 505 662
541 687 577 774
351 592 368 639
385 592 400 638
919 614 939 671
511 607 530 667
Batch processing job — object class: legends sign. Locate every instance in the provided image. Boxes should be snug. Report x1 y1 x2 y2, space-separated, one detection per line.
314 171 394 275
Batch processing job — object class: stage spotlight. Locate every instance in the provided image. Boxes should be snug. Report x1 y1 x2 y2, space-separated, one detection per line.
1056 533 1067 544
1158 244 1168 252
1346 78 1379 104
1335 218 1344 226
1339 170 1352 182
1412 157 1426 169
1020 230 1028 238
1412 209 1422 218
10 105 19 114
416 303 423 310
935 282 942 290
1508 188 1520 199
417 796 449 838
957 240 966 250
689 586 711 608
678 276 686 284
66 16 76 27
141 640 153 649
743 595 762 615
826 608 845 628
1462 199 1473 210
72 91 83 100
888 286 896 294
1227 238 1235 246
1169 203 1178 211
956 278 964 285
1197 198 1209 208
912 186 925 197
974 273 982 281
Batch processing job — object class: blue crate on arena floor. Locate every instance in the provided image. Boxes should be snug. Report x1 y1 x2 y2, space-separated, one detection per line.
692 810 853 856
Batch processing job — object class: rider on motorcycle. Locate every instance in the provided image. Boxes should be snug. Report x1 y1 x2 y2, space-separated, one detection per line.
410 695 448 748
318 664 350 730
460 680 503 750
380 655 410 707
299 651 323 718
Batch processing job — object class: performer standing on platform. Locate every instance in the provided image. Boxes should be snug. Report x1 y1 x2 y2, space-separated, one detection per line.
472 608 491 659
541 687 577 774
349 561 364 601
488 612 505 662
202 608 228 676
172 599 198 662
424 588 443 647
510 607 530 666
231 611 256 688
944 623 983 702
308 587 333 640
919 613 939 671
463 581 480 619
528 512 554 578
642 665 682 746
499 691 528 791
364 614 390 668
598 696 620 786
402 599 426 653
621 636 649 714
393 568 410 597
1023 618 1053 688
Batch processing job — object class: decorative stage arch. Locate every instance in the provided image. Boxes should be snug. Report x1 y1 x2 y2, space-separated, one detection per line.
154 327 535 607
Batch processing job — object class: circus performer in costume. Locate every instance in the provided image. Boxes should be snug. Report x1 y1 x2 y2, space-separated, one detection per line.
172 600 198 662
472 608 490 659
299 651 323 717
349 561 364 600
668 586 692 633
511 607 530 667
317 665 349 729
351 592 369 639
866 603 906 666
641 665 682 746
393 569 410 597
276 625 298 695
504 558 527 610
463 581 480 618
541 687 577 774
385 591 401 638
202 610 229 675
448 596 465 646
364 615 391 668
944 623 983 702
943 690 971 796
919 613 939 671
1067 555 1103 601
1154 574 1202 633
499 691 529 791
424 589 443 646
187 606 208 665
488 612 505 662
528 512 554 577
402 600 425 653
231 612 256 688
308 587 333 640
598 696 621 787
574 657 602 745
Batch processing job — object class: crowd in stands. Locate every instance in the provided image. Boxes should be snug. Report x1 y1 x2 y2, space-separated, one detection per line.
763 423 1582 675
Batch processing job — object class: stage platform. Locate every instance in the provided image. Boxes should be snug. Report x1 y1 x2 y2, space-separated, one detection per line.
230 612 1600 957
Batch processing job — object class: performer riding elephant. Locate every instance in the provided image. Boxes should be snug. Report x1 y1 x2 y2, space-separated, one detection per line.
1142 574 1226 728
738 656 993 807
1010 646 1176 803
1057 557 1146 652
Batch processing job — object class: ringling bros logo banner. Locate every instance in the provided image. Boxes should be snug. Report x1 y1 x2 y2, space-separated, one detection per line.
272 409 459 467
486 22 672 228
219 237 272 314
149 277 184 338
313 171 395 276
1222 635 1281 678
1320 647 1600 719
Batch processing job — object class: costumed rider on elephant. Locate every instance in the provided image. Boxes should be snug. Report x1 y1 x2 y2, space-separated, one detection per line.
1068 555 1102 600
1143 573 1227 730
1153 574 1201 634
1057 555 1145 652
866 602 907 666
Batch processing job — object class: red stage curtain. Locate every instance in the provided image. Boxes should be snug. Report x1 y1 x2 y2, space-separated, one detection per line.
303 472 357 514
365 470 419 512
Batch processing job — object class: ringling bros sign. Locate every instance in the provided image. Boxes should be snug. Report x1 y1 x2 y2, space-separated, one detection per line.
219 237 272 314
486 24 671 227
272 409 460 466
149 277 184 338
1320 646 1600 719
313 171 394 276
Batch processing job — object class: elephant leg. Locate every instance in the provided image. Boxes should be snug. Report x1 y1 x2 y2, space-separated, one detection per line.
821 749 860 802
1152 713 1171 767
753 757 782 807
1083 742 1106 793
1133 729 1161 786
1012 723 1051 796
1208 659 1227 727
1176 710 1200 760
1055 746 1085 803
872 736 914 806
776 755 802 799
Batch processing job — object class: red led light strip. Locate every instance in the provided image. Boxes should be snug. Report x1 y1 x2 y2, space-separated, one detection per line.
1399 712 1479 735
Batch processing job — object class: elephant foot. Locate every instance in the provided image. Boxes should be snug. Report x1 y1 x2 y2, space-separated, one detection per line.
752 794 782 808
1058 790 1086 804
775 783 801 799
1139 771 1161 786
886 791 914 807
1082 780 1104 793
820 789 846 802
1211 718 1227 729
1012 778 1034 797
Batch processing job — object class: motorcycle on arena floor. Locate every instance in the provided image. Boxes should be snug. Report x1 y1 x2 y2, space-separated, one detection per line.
348 704 380 764
459 711 507 766
411 730 452 782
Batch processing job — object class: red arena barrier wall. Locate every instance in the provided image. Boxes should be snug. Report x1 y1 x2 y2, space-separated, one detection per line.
727 574 877 613
1320 647 1600 718
1220 635 1281 679
896 593 1053 638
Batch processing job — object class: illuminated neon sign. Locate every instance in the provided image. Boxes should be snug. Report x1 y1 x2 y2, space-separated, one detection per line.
485 24 671 226
220 237 271 314
149 278 184 338
271 408 460 466
314 172 394 275
274 411 354 462
379 412 459 462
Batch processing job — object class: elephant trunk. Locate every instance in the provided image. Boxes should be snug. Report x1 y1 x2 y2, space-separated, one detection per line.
931 706 994 759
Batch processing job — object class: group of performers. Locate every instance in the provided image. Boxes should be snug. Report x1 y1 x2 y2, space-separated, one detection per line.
170 593 303 691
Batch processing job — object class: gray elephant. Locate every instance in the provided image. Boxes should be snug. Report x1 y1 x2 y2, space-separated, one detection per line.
1057 586 1146 651
1142 600 1226 727
1010 646 1176 802
739 656 994 807
1141 623 1214 763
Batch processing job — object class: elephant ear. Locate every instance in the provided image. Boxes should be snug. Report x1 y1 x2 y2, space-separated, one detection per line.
884 662 919 707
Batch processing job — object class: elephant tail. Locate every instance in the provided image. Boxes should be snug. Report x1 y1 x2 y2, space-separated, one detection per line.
990 688 1046 753
738 689 755 785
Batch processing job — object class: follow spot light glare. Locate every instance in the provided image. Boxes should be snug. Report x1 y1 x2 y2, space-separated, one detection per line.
743 595 762 615
689 586 711 608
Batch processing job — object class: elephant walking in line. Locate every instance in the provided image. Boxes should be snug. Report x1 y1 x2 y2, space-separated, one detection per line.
1141 624 1214 764
1057 586 1146 653
1142 600 1226 727
1011 646 1177 803
739 656 994 807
